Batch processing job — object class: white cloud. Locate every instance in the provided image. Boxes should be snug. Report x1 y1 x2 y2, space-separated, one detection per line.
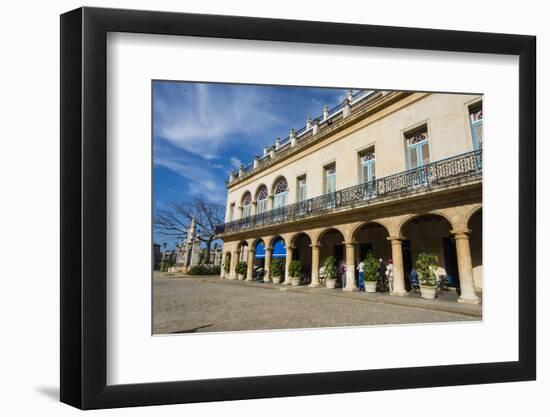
154 83 282 159
229 157 242 169
154 144 227 204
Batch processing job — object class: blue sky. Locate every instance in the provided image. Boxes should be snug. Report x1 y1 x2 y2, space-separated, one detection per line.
153 81 350 248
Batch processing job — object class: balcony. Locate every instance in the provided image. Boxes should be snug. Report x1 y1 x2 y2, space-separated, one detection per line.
215 149 482 236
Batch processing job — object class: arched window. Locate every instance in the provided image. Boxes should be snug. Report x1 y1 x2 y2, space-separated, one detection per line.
256 185 268 214
241 192 252 218
273 177 288 209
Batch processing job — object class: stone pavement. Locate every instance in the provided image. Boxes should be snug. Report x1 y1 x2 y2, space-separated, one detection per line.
153 273 481 334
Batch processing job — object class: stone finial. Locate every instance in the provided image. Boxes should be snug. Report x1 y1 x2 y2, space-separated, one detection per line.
323 105 329 120
312 118 320 135
269 148 275 159
253 155 260 169
306 117 312 130
275 137 281 150
263 146 269 157
290 128 297 147
229 171 236 182
238 164 245 177
343 93 352 118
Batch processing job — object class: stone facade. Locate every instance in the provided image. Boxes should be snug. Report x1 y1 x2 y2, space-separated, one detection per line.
217 90 483 304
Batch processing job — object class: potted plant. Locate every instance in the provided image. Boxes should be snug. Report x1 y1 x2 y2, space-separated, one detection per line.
235 261 247 280
415 252 438 299
222 261 230 278
270 258 284 284
323 256 337 289
363 252 381 293
288 260 302 286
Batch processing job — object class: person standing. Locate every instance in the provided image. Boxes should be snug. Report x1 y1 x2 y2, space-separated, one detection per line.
378 258 386 292
338 260 346 289
386 258 394 294
356 259 365 291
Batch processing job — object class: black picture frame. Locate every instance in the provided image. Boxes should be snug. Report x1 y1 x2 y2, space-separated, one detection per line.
60 6 536 410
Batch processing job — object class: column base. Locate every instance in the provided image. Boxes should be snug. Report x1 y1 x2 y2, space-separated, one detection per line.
391 290 408 297
263 278 271 283
309 282 322 288
245 278 254 282
458 295 480 304
342 287 358 292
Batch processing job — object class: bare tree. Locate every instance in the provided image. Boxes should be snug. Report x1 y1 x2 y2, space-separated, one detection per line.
154 198 225 263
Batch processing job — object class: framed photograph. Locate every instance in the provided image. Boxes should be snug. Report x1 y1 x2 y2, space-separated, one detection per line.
60 6 536 409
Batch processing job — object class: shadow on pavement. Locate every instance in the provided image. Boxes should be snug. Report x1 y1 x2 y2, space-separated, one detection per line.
170 324 213 334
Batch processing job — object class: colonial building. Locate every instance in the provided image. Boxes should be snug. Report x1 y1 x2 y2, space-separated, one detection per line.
215 90 482 304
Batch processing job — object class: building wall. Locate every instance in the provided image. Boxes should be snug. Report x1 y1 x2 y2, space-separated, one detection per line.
225 92 482 221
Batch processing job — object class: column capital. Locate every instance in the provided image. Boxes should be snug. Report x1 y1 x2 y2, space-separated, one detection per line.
286 245 296 250
265 246 273 252
451 228 471 239
248 248 256 254
343 240 358 247
387 236 405 243
309 243 321 249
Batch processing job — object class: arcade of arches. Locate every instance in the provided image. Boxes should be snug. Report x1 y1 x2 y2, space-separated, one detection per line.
221 204 482 304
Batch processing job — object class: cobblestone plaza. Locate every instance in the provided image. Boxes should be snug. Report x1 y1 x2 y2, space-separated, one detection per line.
153 274 480 334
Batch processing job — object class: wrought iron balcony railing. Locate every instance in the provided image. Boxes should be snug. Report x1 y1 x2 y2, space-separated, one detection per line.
215 149 482 235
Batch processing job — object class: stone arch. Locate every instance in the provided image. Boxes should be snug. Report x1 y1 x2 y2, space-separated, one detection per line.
290 232 313 284
466 204 483 227
352 221 392 266
351 220 391 242
468 207 483 292
314 225 347 246
250 237 264 249
398 211 454 237
266 234 285 249
290 231 313 247
237 240 249 263
400 213 458 288
317 227 347 268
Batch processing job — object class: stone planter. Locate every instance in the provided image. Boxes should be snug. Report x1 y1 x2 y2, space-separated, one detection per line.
326 278 337 289
290 277 301 287
420 285 437 300
237 274 245 280
365 281 377 293
272 276 282 284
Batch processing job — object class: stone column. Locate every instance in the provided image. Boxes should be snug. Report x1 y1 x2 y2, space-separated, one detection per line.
246 248 255 281
264 246 273 283
230 250 239 280
451 229 481 304
283 246 294 285
388 237 407 296
343 241 357 291
309 244 321 287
